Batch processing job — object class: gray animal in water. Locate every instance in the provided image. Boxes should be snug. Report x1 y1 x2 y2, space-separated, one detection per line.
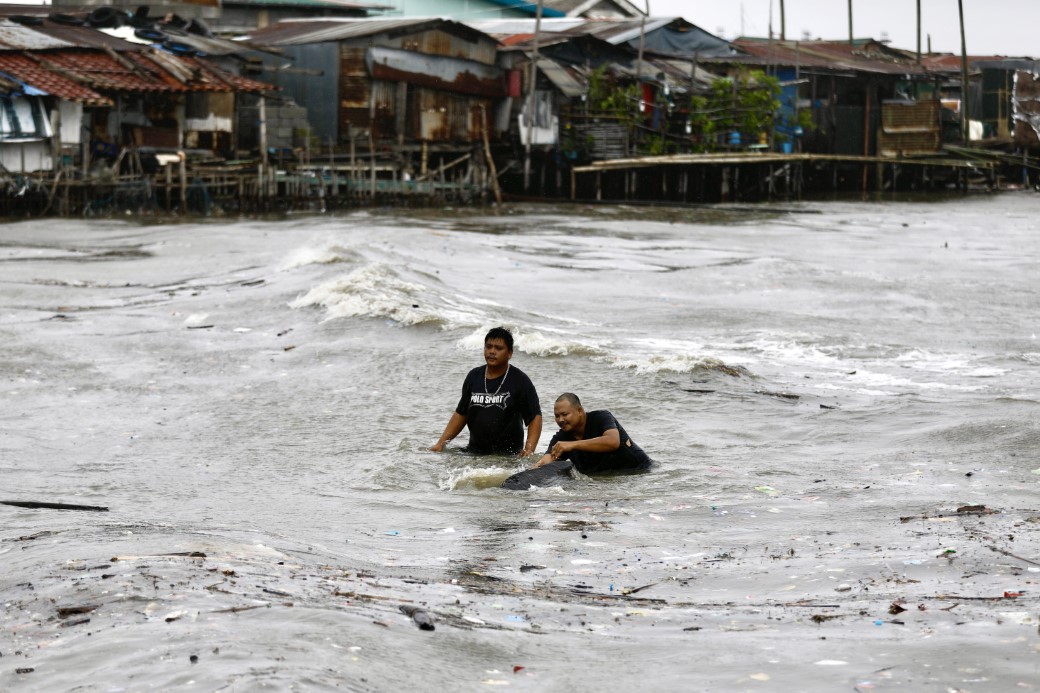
501 460 574 490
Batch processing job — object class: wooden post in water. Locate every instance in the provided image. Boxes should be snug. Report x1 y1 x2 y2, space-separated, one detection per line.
329 137 338 198
179 152 187 214
259 96 268 206
369 129 377 201
862 82 871 194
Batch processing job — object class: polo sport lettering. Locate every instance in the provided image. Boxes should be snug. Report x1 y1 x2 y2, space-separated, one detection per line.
470 392 511 410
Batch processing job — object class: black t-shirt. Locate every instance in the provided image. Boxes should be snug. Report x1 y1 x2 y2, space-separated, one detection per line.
545 409 651 474
455 365 541 454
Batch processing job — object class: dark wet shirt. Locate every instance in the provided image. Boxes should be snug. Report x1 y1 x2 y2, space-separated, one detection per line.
456 365 540 454
545 410 652 474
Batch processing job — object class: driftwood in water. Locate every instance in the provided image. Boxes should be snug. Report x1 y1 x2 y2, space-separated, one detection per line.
1 500 109 512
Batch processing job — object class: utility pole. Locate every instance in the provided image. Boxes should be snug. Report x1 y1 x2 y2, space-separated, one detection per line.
847 0 853 44
958 0 969 143
779 0 785 41
916 0 921 63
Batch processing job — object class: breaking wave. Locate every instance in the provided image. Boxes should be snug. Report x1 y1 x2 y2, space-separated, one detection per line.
279 242 358 270
288 263 488 327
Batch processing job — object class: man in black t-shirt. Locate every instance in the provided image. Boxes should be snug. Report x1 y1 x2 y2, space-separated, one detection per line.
533 392 652 474
431 327 542 456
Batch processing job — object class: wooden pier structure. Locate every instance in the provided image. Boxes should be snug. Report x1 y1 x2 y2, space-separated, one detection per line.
3 144 1039 219
0 141 499 219
568 151 1024 204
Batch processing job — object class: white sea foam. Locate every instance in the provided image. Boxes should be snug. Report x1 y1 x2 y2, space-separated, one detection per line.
279 242 356 270
440 464 515 491
457 327 607 358
597 351 734 374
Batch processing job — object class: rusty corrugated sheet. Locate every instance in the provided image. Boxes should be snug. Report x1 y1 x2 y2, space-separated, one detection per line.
731 38 930 77
339 43 369 135
365 46 505 98
415 88 487 142
878 100 941 156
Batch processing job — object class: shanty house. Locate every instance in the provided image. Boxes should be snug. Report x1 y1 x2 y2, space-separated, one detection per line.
0 15 271 173
245 18 507 145
471 18 727 155
718 38 938 156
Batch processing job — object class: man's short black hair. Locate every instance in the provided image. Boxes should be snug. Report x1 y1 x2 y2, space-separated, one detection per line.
485 326 514 351
556 392 581 408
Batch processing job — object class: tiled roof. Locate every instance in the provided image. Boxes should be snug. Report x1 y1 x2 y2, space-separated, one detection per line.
0 52 110 104
0 48 272 102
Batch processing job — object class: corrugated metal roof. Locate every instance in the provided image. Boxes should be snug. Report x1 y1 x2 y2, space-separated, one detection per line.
919 54 1010 73
465 17 677 43
12 19 150 52
543 0 644 17
224 0 388 7
100 25 277 58
0 23 76 50
729 38 930 76
245 18 494 46
536 57 584 97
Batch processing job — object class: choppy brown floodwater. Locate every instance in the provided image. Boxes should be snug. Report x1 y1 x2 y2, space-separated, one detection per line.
2 196 1039 691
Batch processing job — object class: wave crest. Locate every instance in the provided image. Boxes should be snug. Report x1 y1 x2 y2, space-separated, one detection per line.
289 264 444 325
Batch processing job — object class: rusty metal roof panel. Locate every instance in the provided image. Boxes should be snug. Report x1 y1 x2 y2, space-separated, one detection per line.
730 38 930 76
178 54 275 92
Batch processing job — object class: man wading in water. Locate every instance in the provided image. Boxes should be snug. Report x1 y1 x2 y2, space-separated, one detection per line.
532 392 652 474
431 327 542 456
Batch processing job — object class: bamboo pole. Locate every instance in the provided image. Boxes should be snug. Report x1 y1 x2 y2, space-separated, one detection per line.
479 104 502 205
